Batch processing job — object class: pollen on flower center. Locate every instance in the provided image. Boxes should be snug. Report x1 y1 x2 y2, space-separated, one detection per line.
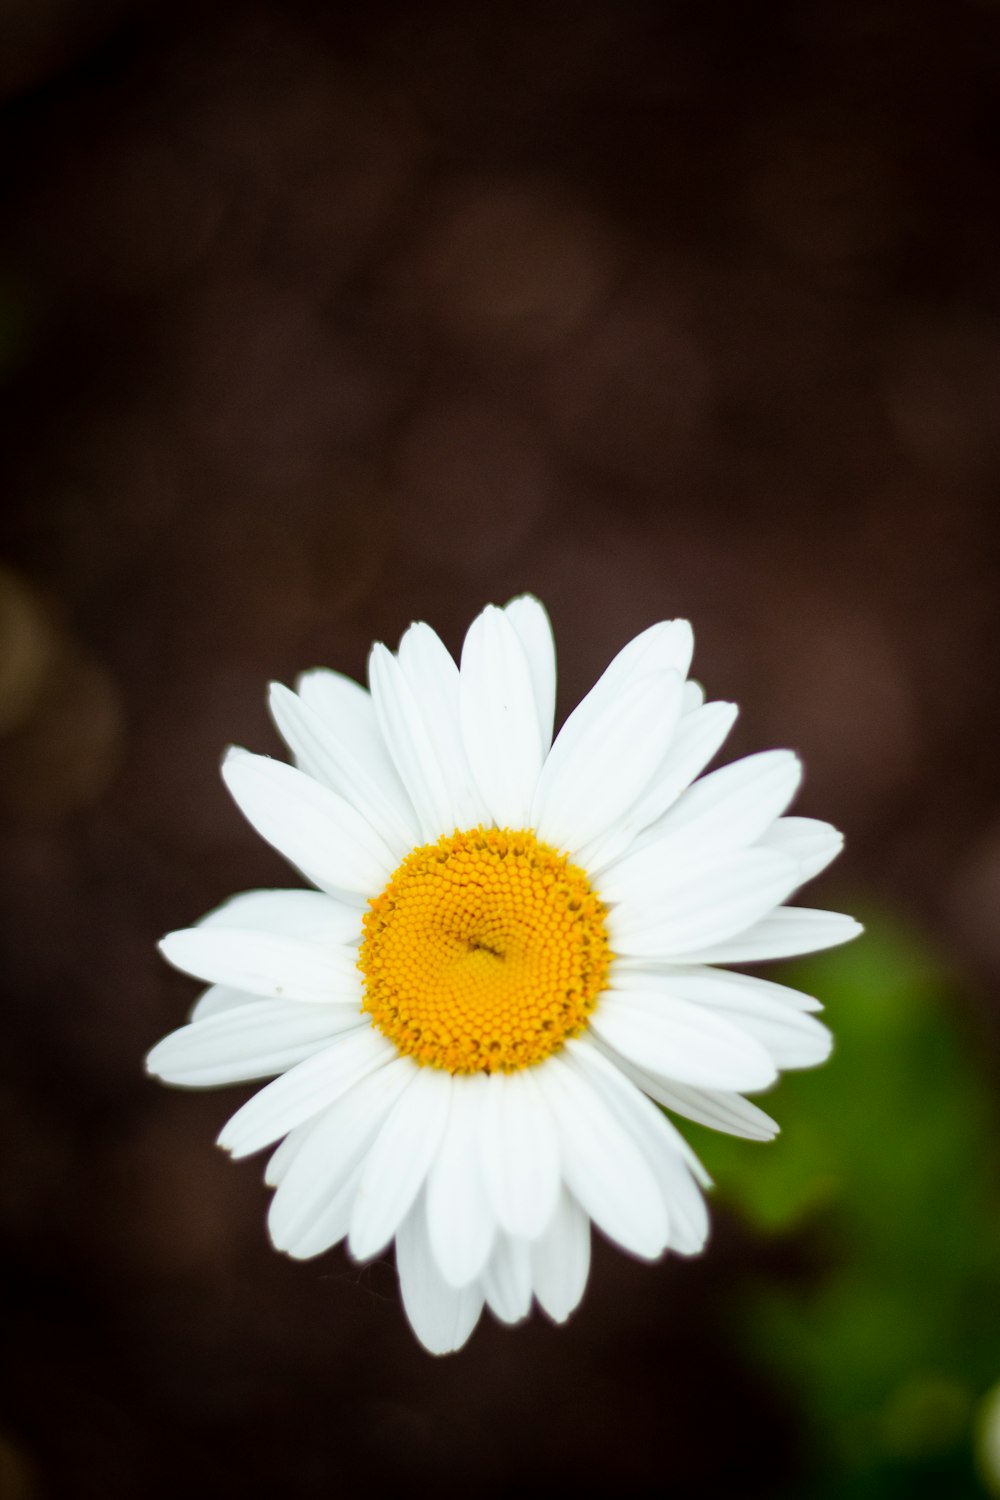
359 826 612 1074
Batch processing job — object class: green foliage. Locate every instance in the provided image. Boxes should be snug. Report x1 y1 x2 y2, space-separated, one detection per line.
684 911 1000 1497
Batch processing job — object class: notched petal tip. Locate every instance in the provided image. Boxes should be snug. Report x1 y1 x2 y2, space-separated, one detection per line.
398 618 443 655
502 593 554 634
215 1124 242 1156
668 617 694 651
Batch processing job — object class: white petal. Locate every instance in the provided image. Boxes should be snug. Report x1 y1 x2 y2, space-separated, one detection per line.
460 605 545 828
651 1151 710 1255
533 669 684 855
267 1057 416 1257
758 817 844 882
633 967 832 1068
601 619 694 686
566 1039 710 1253
479 1070 561 1240
297 667 420 838
504 594 556 749
159 927 362 1005
534 1053 668 1260
189 984 252 1021
269 683 419 856
669 906 863 964
217 1027 396 1159
348 1067 453 1261
682 680 705 713
396 622 496 830
222 748 396 896
590 989 777 1091
425 1072 495 1287
197 888 362 945
530 620 694 856
483 1234 533 1325
369 639 468 842
295 667 376 740
530 1188 590 1323
607 1052 779 1140
275 1162 365 1261
607 848 802 955
396 1191 485 1355
602 751 801 890
580 700 738 873
145 1000 361 1087
613 962 823 1012
264 1117 318 1187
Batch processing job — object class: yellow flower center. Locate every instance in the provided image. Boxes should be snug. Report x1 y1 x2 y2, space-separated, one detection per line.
359 826 611 1075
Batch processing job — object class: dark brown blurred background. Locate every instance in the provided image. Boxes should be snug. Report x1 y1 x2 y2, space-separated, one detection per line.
1 2 999 1497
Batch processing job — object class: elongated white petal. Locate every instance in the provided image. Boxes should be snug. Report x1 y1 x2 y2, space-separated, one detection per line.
396 1192 485 1355
622 966 831 1067
348 1067 453 1261
268 1058 415 1257
602 751 801 892
566 1035 700 1172
606 1049 779 1140
580 700 738 873
613 962 823 1012
460 605 545 828
269 683 419 856
682 680 705 713
295 667 377 742
394 624 490 826
196 889 363 945
566 1039 710 1252
479 1070 561 1240
399 620 501 830
297 667 419 830
264 1117 319 1187
590 989 777 1091
670 906 863 964
483 1234 533 1325
759 816 844 882
369 641 465 842
222 748 396 896
529 619 694 858
425 1073 495 1287
188 984 253 1021
601 619 694 687
607 848 801 955
533 670 684 855
534 1053 668 1259
145 1001 362 1087
504 594 556 749
277 1163 365 1261
217 1028 395 1158
530 1188 590 1323
660 1084 777 1141
652 1153 710 1254
159 927 362 1005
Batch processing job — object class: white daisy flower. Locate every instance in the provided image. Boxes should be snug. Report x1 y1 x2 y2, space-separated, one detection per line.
147 597 860 1354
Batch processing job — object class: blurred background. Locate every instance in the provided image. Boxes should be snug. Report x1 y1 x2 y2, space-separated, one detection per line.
2 1 999 1496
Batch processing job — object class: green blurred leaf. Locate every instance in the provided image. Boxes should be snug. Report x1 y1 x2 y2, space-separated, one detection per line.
683 906 1000 1497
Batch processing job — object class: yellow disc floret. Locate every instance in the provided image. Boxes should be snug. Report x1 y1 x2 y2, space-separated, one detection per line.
359 826 611 1074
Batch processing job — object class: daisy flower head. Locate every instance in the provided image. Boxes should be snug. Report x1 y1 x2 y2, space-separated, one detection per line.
148 597 860 1354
